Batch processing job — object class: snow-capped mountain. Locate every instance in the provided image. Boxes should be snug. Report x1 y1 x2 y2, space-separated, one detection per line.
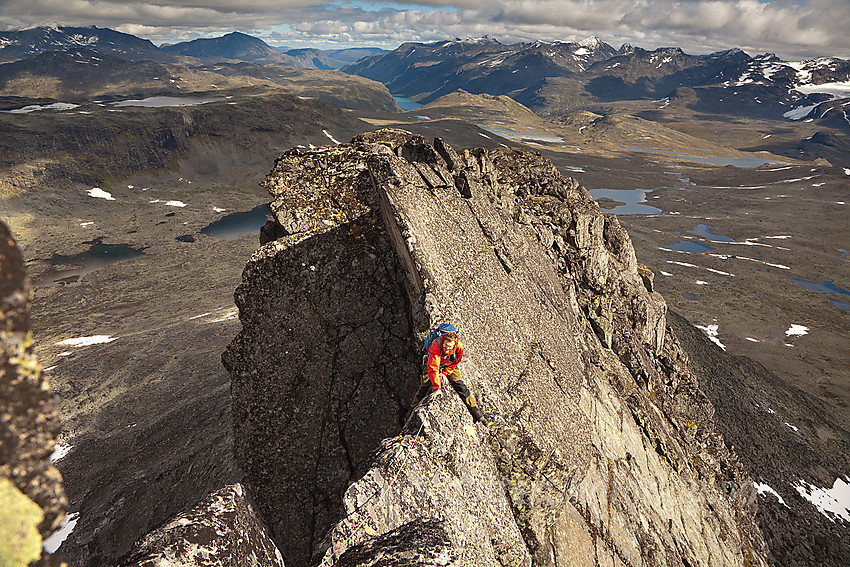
0 26 174 63
697 52 850 123
341 35 617 104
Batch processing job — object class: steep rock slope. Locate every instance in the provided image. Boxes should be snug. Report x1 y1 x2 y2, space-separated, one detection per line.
224 130 768 566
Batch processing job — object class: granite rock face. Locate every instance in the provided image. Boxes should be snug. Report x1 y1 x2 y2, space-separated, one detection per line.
0 220 67 566
120 483 285 567
225 130 769 567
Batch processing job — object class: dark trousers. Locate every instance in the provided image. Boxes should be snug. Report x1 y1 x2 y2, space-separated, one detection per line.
411 367 479 413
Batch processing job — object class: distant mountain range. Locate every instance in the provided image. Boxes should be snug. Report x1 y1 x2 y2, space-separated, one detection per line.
0 26 174 63
2 26 848 128
0 27 397 111
0 26 386 70
343 36 850 125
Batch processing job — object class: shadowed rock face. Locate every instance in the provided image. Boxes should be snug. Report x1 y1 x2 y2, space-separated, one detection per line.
225 130 769 567
119 483 285 567
0 220 67 566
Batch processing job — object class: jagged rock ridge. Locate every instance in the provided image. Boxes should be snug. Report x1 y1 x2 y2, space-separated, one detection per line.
0 220 68 566
223 130 769 566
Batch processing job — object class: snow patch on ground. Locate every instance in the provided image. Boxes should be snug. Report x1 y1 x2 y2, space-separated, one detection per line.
660 271 673 276
209 309 238 323
785 422 800 432
695 280 709 285
213 206 226 212
43 512 80 554
784 104 818 120
87 187 115 201
794 81 850 99
785 324 809 337
50 443 72 463
666 260 698 268
5 102 80 114
322 129 341 144
56 335 117 347
745 337 759 342
754 482 789 507
694 323 726 351
793 477 850 522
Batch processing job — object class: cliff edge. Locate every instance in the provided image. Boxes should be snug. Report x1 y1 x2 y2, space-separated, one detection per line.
223 130 769 566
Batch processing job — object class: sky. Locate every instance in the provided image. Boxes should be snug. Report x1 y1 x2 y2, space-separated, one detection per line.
0 0 847 60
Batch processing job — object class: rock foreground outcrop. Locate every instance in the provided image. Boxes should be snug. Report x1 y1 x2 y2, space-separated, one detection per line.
120 483 285 567
223 130 769 566
0 220 67 566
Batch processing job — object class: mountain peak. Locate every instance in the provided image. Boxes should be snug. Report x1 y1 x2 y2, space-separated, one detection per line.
452 35 500 45
578 35 603 49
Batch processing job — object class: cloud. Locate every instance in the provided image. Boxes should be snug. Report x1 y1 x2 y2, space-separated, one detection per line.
0 0 847 59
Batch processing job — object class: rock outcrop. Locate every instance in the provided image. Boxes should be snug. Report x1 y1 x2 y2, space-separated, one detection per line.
120 483 285 567
224 130 769 566
0 220 68 566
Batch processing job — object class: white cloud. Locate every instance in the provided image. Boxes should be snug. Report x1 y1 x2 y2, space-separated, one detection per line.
0 0 847 58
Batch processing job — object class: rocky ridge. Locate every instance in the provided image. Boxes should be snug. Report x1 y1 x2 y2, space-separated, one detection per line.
0 220 68 566
222 130 769 566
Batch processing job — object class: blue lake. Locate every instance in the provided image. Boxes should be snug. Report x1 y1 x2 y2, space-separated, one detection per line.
392 95 423 111
201 204 271 240
623 146 779 168
666 240 715 253
689 224 733 242
588 188 662 215
37 238 146 287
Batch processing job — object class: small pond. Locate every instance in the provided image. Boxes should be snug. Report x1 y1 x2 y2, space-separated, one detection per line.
588 188 662 215
111 96 225 108
36 238 146 287
789 279 850 295
666 240 715 254
789 279 850 312
200 204 272 240
623 146 778 168
688 224 734 242
392 95 423 111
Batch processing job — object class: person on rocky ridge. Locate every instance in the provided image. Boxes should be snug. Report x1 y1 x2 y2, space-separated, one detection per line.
412 327 487 423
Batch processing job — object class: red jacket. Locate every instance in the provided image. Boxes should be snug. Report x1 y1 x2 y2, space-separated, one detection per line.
426 336 463 392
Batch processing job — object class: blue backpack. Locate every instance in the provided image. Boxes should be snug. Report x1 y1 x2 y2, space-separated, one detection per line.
422 323 457 354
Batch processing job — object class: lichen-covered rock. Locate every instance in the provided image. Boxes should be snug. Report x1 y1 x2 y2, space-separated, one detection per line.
120 483 285 566
0 220 68 566
225 132 768 567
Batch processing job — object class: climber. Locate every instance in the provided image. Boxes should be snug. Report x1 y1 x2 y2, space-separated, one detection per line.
411 326 487 423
